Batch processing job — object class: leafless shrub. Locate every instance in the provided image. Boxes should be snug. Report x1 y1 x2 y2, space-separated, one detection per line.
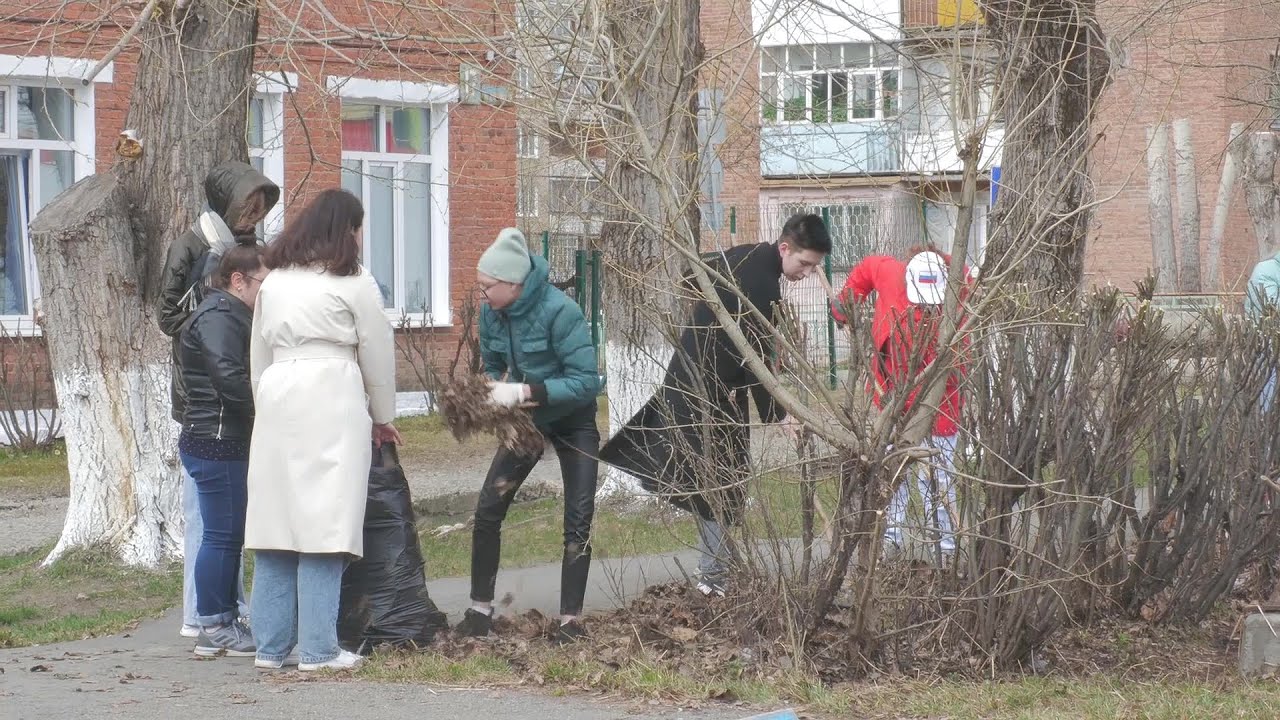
0 319 60 452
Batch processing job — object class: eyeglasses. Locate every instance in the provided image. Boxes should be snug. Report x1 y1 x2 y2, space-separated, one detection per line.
244 274 266 285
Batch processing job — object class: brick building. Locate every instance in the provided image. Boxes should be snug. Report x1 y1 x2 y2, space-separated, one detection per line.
0 2 520 400
1089 0 1280 292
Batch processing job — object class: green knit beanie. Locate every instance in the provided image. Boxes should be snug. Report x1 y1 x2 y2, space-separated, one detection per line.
477 227 532 283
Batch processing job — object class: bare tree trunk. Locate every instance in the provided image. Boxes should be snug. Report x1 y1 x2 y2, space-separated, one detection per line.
30 1 258 566
1172 119 1202 292
1245 132 1280 259
597 0 702 495
1146 124 1177 292
1204 123 1244 293
980 0 1110 299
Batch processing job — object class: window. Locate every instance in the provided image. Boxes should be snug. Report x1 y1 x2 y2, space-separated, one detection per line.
950 62 982 126
548 173 601 234
761 42 899 124
339 101 448 321
246 92 286 239
0 83 95 321
516 125 540 158
1271 55 1280 130
517 177 539 218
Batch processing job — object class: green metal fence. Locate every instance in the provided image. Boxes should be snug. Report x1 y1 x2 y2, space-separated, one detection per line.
539 232 605 383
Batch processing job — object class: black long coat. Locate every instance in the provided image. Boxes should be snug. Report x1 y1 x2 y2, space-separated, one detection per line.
599 242 784 523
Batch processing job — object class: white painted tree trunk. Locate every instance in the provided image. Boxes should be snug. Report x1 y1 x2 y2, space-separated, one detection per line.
31 175 181 567
600 340 670 496
1204 123 1244 292
1172 119 1202 292
1245 132 1280 259
1145 124 1177 292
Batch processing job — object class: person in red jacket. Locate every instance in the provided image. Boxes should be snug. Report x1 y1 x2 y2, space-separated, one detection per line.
833 246 968 556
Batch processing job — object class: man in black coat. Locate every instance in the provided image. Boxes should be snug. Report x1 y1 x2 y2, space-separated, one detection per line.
599 213 831 596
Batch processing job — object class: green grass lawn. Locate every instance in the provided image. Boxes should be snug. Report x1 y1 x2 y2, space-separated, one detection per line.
0 442 69 497
0 546 182 648
360 648 1280 719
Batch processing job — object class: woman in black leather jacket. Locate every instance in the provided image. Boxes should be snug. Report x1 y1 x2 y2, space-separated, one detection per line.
178 244 267 658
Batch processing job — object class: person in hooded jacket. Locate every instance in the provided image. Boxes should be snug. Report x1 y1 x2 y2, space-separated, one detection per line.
1246 251 1280 411
832 246 970 557
453 228 601 645
179 244 267 658
599 213 831 598
157 161 279 640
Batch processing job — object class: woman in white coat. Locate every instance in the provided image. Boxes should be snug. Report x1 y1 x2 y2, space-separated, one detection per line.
245 188 401 672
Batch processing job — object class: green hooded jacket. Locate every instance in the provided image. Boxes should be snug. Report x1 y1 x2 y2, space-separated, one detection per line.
1247 251 1280 319
479 256 600 428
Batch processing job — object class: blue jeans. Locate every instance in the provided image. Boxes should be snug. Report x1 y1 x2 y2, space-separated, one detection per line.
695 515 728 582
250 550 347 664
885 434 958 553
183 453 249 627
1263 369 1277 413
182 464 248 626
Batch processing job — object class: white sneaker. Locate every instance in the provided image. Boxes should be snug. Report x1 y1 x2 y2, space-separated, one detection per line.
180 624 200 639
298 650 364 672
254 652 300 670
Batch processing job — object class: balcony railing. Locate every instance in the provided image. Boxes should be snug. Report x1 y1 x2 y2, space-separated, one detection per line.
902 0 984 30
761 121 902 177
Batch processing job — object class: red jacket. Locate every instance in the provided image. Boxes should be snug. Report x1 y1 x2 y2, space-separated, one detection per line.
833 255 967 437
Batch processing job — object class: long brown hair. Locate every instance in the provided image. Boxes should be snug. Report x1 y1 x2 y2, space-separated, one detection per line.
264 188 363 276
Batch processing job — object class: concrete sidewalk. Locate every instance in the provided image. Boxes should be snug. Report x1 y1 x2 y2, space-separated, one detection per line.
0 549 754 720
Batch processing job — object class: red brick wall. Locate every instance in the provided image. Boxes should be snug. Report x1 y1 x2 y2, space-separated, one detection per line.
701 0 763 247
1088 0 1278 292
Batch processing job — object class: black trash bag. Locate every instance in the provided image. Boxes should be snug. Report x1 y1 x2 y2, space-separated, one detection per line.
338 443 449 653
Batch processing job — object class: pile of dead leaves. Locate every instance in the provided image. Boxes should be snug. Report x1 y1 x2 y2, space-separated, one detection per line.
436 371 544 457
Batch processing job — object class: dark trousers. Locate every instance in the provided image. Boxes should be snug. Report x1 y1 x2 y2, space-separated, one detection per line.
470 408 599 616
181 452 249 626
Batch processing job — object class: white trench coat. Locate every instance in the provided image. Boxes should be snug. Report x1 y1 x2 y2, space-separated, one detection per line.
244 266 395 557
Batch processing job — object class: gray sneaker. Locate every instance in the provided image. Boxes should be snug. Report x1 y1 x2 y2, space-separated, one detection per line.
194 620 256 657
695 576 727 598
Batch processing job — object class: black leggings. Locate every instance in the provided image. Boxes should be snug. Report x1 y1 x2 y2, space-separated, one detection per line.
470 408 599 616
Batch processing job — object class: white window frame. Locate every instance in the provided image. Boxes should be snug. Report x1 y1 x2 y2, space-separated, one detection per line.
760 42 899 125
250 72 293 241
516 124 540 159
329 75 457 327
546 158 603 235
0 54 110 335
516 177 539 218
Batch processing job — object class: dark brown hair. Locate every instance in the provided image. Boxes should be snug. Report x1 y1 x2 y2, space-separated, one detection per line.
907 243 941 258
213 244 264 290
263 188 363 276
232 189 268 233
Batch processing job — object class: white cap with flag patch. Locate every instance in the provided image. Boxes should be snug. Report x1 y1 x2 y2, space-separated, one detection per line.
905 251 947 305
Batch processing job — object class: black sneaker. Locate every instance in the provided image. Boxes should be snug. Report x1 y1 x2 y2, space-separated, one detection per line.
455 608 493 638
695 577 727 598
554 620 587 645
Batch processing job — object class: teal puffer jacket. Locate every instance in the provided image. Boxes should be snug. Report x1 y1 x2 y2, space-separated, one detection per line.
479 256 600 428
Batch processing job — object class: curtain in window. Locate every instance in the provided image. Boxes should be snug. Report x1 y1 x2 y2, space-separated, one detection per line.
0 155 27 315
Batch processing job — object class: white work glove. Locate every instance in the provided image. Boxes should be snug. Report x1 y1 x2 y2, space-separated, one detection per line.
487 382 527 408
